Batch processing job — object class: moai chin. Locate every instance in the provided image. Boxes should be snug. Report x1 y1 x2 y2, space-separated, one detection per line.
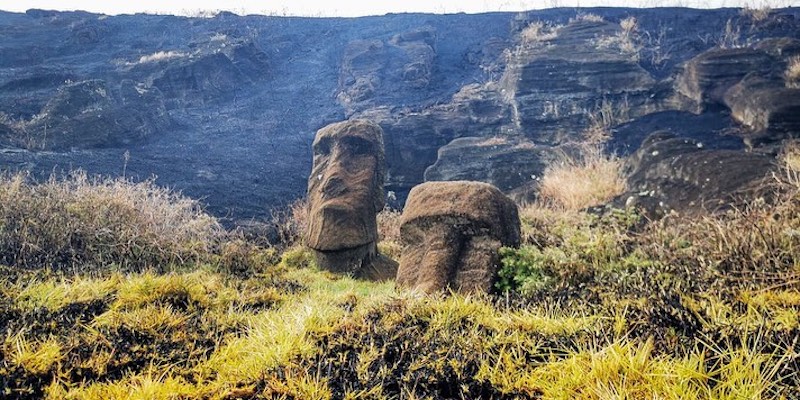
305 119 398 280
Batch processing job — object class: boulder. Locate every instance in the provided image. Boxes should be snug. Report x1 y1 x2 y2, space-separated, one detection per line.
607 110 744 156
675 47 775 110
724 74 800 141
619 132 776 216
305 120 398 280
424 136 567 195
396 181 520 293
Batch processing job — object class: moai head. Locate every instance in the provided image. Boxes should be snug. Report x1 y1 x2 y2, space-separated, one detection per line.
305 119 396 280
396 181 520 293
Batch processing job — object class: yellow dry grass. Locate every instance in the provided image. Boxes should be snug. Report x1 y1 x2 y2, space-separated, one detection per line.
537 145 626 211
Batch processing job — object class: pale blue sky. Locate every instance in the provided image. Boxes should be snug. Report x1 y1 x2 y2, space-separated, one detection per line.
0 0 797 17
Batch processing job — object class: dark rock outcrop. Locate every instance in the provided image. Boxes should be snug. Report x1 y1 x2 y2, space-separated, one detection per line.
0 79 169 150
752 37 800 58
675 47 775 110
337 26 437 116
362 82 514 198
723 74 800 143
305 120 398 280
396 181 520 294
607 110 744 156
424 136 567 196
619 132 776 216
0 9 799 220
500 19 665 145
674 38 800 150
151 53 248 105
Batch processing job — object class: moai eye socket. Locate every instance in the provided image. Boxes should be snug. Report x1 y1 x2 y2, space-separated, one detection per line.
313 137 332 156
342 136 373 156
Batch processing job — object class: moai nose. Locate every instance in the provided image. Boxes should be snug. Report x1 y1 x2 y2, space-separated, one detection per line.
416 227 461 293
321 174 347 198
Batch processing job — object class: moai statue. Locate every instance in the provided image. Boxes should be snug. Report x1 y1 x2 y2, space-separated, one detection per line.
305 119 398 280
396 181 521 293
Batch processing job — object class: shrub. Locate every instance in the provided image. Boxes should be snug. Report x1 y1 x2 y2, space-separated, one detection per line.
641 26 672 69
583 98 629 144
716 19 742 49
740 3 772 23
593 17 642 61
499 207 642 295
781 140 800 181
537 144 626 211
270 198 308 248
0 171 221 270
520 21 560 46
617 17 641 58
215 238 279 276
497 246 557 293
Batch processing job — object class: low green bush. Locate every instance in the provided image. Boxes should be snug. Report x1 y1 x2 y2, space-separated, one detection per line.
501 206 644 295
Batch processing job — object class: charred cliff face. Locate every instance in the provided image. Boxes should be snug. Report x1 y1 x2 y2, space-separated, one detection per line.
0 8 799 221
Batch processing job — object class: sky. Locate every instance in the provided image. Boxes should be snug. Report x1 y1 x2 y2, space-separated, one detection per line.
0 0 797 17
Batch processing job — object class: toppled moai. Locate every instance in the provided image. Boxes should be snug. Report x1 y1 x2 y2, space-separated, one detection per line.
396 181 521 293
305 119 398 280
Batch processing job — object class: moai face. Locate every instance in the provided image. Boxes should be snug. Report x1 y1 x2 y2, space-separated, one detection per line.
399 215 502 293
396 181 520 293
305 120 388 275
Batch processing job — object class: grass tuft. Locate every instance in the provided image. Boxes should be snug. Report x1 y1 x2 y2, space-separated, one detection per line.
787 56 800 88
537 145 626 211
0 171 220 270
6 335 63 375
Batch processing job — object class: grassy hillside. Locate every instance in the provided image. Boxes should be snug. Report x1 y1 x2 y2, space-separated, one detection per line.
1 142 799 399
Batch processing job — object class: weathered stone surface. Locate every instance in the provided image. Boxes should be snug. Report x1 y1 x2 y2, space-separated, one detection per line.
360 83 515 200
0 79 169 150
224 41 271 79
397 181 520 293
619 131 776 216
152 53 247 104
752 37 800 58
305 119 398 280
724 74 800 141
1 9 800 222
500 20 664 145
337 27 437 116
675 47 775 110
607 110 744 156
424 136 566 195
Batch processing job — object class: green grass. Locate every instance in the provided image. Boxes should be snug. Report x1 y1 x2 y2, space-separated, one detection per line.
1 257 798 399
1 158 800 399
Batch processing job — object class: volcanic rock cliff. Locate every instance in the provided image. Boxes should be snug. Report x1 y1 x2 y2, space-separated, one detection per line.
0 7 799 221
